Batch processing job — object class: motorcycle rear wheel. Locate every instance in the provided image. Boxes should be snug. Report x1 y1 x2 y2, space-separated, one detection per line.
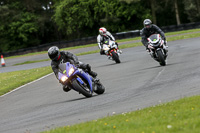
95 82 105 94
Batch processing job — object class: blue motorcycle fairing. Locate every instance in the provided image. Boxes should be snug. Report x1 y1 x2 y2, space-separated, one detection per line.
58 72 65 80
72 69 93 92
58 62 93 92
76 77 84 84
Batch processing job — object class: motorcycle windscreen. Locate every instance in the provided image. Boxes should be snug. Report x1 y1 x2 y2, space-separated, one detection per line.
58 63 67 73
103 39 110 45
148 34 161 47
149 34 159 42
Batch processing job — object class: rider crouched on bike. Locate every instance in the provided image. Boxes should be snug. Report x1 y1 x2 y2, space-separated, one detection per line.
97 27 122 55
48 46 98 92
140 19 168 54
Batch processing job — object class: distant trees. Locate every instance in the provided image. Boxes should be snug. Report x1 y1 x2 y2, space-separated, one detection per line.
0 0 200 52
183 0 200 22
53 0 150 38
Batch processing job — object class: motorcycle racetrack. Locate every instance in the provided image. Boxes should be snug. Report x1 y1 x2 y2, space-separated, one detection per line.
0 37 200 133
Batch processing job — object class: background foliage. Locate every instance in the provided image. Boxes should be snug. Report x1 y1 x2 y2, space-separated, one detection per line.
0 0 199 52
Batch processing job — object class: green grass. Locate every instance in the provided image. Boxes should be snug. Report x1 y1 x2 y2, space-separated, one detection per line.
13 59 50 66
165 28 200 36
167 32 200 41
5 28 200 60
0 66 52 96
42 95 200 133
4 43 97 59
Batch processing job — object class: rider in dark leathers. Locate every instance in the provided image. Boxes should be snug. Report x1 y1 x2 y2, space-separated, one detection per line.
48 46 98 92
140 19 168 52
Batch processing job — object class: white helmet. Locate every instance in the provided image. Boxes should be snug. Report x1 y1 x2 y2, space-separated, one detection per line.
99 27 107 35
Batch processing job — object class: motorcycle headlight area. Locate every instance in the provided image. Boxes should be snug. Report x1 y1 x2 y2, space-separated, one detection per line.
68 67 75 76
61 76 68 82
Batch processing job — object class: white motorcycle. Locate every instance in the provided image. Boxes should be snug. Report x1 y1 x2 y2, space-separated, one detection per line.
102 39 121 63
147 34 168 66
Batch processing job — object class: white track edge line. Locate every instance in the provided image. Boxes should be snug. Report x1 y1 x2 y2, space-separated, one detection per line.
0 72 53 98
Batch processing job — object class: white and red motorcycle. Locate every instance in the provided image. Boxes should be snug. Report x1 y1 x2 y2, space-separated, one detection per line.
102 39 121 63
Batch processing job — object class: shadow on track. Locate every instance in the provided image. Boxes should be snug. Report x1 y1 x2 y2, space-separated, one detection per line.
139 65 162 71
46 95 100 107
139 62 182 71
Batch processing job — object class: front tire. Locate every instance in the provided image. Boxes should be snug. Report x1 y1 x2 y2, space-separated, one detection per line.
111 51 120 63
157 50 166 66
72 80 92 98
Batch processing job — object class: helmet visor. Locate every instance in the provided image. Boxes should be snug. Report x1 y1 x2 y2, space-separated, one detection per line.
49 51 60 61
145 24 151 28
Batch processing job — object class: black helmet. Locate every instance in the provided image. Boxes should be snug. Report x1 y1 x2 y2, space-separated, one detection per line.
143 19 152 28
48 46 60 61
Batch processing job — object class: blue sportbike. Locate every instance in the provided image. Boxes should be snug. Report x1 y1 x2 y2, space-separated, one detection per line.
58 62 105 97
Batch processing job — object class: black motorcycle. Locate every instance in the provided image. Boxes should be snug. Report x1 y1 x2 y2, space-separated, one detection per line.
147 34 168 66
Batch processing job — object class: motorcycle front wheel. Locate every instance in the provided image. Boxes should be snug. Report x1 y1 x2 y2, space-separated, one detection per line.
111 51 121 63
157 50 166 66
72 79 92 97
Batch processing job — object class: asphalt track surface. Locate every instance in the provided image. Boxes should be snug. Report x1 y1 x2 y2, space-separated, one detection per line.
1 38 200 133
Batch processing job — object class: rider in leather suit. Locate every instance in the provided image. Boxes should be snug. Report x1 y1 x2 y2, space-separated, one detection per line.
140 19 168 52
97 27 122 55
48 46 98 92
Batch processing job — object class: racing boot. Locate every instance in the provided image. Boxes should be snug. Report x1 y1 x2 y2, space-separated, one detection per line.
163 45 168 52
163 44 168 57
117 49 122 54
163 40 168 52
85 64 97 78
107 56 112 60
115 42 122 54
86 64 100 84
89 70 97 78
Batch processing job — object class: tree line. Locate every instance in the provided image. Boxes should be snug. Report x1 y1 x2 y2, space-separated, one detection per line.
0 0 199 52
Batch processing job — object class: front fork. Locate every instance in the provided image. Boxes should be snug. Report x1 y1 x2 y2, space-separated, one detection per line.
150 48 166 61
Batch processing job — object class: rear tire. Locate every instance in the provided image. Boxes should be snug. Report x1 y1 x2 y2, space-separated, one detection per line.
157 50 166 66
95 83 105 94
72 80 92 97
111 51 120 63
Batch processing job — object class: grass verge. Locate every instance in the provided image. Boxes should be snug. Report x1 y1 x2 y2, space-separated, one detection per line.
13 59 50 66
42 95 200 133
0 66 52 96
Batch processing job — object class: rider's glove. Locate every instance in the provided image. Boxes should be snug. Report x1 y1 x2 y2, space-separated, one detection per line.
74 60 80 68
75 61 79 64
146 45 150 52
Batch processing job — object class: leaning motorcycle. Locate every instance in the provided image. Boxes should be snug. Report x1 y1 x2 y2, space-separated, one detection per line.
102 39 121 63
58 62 105 97
147 34 168 66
